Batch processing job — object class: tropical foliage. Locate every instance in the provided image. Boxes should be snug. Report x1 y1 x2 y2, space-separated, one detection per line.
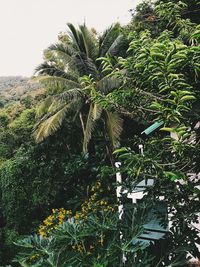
0 0 200 266
34 23 126 154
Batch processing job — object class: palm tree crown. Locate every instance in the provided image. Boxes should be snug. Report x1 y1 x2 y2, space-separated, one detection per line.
34 23 127 153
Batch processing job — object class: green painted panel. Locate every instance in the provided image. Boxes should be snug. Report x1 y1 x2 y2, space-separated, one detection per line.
142 121 164 135
132 202 168 246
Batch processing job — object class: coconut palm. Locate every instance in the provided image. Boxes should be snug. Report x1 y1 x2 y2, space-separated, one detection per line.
34 23 127 153
36 23 126 79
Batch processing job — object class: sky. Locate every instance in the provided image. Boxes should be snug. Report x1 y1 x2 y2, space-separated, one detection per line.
0 0 141 77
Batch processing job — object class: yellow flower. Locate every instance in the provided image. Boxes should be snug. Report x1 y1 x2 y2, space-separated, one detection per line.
74 213 81 220
38 229 46 237
30 253 40 261
66 210 72 215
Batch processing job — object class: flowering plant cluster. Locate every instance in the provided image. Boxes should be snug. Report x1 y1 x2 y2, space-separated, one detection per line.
38 208 72 237
15 180 119 266
38 181 116 240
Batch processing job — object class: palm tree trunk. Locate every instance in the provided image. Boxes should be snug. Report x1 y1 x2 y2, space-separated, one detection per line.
79 112 85 134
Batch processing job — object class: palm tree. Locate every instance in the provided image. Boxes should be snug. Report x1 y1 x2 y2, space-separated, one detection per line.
34 23 127 153
36 23 126 78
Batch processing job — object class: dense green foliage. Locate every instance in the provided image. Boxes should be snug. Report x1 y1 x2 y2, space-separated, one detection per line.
0 0 200 266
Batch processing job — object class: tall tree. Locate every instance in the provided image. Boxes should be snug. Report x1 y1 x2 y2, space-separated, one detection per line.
34 23 127 153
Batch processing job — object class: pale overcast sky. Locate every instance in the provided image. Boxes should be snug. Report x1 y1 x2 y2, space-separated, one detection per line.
0 0 141 77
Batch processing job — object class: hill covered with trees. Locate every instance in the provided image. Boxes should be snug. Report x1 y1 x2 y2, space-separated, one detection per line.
0 0 200 266
0 76 43 103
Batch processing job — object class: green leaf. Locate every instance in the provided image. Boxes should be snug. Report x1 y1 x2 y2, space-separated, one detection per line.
164 171 178 181
113 147 129 154
180 95 196 101
160 127 174 132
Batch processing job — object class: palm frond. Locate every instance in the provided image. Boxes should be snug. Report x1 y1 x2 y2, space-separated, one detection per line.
34 105 69 143
35 62 61 76
35 89 83 119
82 103 103 153
36 96 53 118
98 23 122 57
56 88 84 102
105 111 123 149
47 43 75 58
107 34 128 56
67 23 82 52
45 42 85 76
92 103 102 120
35 63 78 81
47 99 64 113
97 76 122 94
79 24 98 60
77 30 88 56
83 104 96 154
73 53 99 78
47 89 84 115
34 76 81 92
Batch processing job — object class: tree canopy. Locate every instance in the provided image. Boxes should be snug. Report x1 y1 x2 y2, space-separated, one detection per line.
0 1 200 266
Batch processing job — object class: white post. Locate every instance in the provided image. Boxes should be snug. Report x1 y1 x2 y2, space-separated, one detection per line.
139 144 144 156
115 161 126 264
115 161 123 219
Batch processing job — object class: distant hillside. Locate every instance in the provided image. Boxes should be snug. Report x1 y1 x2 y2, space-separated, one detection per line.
0 76 45 104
